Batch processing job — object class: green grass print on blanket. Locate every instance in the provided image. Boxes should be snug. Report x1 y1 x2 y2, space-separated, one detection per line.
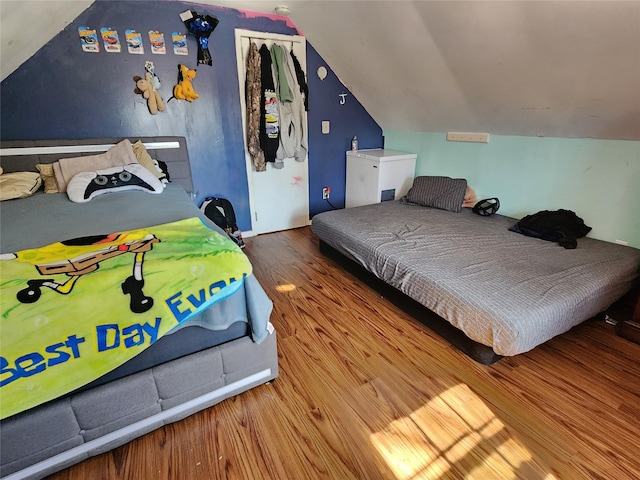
0 217 251 419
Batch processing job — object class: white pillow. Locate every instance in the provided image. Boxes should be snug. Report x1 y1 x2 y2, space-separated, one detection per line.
0 172 42 201
67 163 163 203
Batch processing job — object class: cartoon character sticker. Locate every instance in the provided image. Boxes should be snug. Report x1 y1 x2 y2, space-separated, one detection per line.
125 29 144 54
100 27 121 53
148 31 166 54
172 32 188 55
78 26 100 53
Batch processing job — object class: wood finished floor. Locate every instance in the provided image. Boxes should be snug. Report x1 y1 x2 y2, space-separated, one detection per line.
49 226 640 480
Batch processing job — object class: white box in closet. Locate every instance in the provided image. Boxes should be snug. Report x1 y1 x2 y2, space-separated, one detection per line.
345 149 417 208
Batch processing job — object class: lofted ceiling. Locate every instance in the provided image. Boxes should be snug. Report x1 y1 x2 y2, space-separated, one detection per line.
1 0 639 140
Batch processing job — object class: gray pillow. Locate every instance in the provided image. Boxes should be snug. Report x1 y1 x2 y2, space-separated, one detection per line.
402 176 468 212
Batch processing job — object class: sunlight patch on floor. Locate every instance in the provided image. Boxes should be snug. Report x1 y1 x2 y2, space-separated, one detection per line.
370 383 557 479
275 283 297 293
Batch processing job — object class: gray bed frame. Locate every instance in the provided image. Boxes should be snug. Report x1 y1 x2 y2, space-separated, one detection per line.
0 137 278 480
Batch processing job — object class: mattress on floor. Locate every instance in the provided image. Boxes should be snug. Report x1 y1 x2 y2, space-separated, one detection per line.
312 201 640 356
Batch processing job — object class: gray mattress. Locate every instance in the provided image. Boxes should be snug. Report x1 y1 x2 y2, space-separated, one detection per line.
312 201 640 356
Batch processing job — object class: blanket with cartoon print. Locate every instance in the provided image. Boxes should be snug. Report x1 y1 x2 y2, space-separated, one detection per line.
0 217 251 419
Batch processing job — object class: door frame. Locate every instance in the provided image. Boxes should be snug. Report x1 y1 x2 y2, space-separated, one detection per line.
234 28 309 235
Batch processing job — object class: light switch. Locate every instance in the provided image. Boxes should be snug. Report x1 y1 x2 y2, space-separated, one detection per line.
322 121 330 134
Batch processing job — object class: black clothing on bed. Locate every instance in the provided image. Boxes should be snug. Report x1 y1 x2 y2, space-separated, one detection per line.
509 209 592 249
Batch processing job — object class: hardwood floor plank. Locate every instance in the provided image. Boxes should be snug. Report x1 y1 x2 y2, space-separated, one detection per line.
45 226 640 480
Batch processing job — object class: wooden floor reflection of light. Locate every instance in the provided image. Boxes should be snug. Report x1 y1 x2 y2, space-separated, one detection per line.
370 383 555 480
275 283 297 293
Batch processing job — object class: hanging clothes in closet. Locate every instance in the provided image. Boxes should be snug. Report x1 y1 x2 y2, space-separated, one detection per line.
245 42 266 172
271 43 307 163
259 43 281 166
290 49 308 112
270 44 293 103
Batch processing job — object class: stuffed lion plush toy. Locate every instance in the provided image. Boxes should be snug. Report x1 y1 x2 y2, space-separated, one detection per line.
173 64 199 102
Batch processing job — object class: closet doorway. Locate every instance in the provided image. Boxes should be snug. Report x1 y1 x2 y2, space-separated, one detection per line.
235 29 309 235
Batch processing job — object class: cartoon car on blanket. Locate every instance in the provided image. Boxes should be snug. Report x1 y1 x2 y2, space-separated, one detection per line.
6 231 159 313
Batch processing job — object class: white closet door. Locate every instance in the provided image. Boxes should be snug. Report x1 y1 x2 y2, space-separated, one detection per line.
235 29 309 235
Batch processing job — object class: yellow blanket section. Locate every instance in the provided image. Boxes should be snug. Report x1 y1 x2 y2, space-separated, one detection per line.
0 217 251 419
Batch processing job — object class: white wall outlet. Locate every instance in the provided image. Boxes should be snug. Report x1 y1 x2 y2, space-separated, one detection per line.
446 132 490 143
321 121 330 134
322 187 330 199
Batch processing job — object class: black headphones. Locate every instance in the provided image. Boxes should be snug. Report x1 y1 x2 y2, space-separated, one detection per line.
472 198 500 216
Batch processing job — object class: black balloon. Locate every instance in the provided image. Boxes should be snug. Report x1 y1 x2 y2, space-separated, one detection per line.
183 11 219 66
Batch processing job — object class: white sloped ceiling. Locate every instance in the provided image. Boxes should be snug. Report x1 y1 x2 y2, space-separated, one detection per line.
0 0 93 80
1 0 639 140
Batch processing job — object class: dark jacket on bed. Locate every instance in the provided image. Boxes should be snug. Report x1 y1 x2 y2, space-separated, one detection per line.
509 209 592 249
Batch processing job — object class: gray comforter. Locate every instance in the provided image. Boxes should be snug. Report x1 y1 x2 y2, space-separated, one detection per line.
312 201 640 356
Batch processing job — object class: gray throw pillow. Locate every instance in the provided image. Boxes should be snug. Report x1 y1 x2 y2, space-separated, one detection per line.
402 176 468 212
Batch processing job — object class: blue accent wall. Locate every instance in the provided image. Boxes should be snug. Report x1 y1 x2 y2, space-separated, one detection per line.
305 44 383 216
0 0 382 230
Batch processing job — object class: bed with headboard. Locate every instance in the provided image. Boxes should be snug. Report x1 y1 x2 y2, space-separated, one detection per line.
312 175 640 364
0 137 278 479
